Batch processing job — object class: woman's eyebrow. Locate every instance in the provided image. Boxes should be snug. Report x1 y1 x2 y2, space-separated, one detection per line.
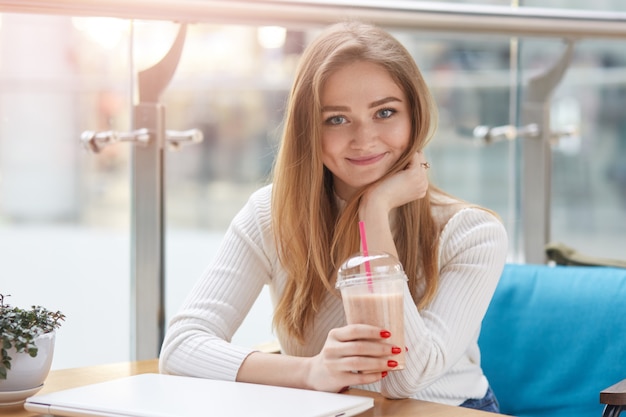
369 96 402 108
321 97 402 113
321 105 349 113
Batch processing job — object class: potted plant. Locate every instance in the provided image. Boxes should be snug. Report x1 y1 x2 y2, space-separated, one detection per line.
0 293 65 405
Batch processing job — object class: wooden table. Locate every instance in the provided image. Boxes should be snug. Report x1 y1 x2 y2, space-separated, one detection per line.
6 360 498 417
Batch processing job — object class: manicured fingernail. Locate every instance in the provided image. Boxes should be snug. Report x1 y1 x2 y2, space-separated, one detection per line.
338 386 349 393
380 330 391 338
405 346 409 352
387 360 398 368
381 371 388 378
391 346 402 354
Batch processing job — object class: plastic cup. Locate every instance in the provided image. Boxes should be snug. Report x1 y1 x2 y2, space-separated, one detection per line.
335 251 407 370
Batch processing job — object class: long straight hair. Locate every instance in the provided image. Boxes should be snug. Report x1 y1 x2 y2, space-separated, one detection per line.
271 21 440 343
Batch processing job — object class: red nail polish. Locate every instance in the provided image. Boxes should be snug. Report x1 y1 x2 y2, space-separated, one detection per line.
338 386 350 393
381 371 388 378
405 346 409 352
380 330 391 338
387 360 398 368
391 346 402 354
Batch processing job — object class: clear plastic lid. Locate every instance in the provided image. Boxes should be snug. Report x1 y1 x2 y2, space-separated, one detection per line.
335 251 406 288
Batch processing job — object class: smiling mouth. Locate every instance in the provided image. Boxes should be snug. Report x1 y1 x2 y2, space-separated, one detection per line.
347 153 386 166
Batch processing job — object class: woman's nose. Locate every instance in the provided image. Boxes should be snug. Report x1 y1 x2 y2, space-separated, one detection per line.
350 121 376 148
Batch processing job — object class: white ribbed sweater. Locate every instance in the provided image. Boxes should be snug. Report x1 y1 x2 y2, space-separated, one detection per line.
159 184 508 406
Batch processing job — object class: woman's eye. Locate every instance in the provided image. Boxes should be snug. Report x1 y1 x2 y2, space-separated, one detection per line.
377 108 396 119
325 115 346 125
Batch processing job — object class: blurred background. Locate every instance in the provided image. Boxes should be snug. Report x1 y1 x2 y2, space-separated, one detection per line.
1 0 625 370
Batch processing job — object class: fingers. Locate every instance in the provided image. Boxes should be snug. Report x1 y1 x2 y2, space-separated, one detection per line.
326 325 401 374
406 151 429 199
329 324 391 343
340 350 401 374
308 323 407 392
410 151 429 171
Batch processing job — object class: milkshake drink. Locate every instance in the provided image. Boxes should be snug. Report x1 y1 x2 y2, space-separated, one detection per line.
336 251 407 369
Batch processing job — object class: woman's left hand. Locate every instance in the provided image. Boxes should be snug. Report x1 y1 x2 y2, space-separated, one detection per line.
357 151 430 258
362 151 429 214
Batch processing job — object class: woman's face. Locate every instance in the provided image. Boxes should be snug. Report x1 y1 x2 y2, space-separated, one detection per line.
320 61 411 201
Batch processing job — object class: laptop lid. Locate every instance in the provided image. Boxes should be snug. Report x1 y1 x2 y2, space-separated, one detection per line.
24 373 373 417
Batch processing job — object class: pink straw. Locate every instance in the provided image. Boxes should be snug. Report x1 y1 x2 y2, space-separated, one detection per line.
358 221 374 292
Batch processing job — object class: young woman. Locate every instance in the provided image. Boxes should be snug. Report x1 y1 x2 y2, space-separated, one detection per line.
159 20 507 412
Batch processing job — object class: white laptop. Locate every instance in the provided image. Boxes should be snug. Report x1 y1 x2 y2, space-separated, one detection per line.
24 373 373 417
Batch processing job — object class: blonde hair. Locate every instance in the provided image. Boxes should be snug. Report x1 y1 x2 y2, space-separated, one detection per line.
271 21 441 343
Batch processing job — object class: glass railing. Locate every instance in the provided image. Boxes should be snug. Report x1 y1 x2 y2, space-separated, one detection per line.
1 0 624 368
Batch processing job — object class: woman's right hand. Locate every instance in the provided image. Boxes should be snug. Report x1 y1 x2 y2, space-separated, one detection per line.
305 324 399 392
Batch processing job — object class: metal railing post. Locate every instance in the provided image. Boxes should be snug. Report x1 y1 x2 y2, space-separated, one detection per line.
520 41 574 264
79 22 200 359
130 23 187 360
130 102 166 360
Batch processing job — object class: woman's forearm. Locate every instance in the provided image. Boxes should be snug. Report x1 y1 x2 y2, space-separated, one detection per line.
358 193 398 258
236 351 314 390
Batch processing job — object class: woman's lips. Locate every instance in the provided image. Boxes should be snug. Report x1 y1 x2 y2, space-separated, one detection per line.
347 153 385 166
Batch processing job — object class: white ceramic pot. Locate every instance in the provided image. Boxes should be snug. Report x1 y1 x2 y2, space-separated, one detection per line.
0 331 56 393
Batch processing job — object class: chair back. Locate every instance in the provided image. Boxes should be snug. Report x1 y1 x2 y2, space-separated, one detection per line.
479 263 626 417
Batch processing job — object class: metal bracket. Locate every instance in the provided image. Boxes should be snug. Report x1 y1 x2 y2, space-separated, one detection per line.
472 124 539 144
80 129 150 153
472 123 577 145
80 128 202 153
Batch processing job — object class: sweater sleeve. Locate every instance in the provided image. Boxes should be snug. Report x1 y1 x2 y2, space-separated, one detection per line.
381 208 508 398
159 186 275 381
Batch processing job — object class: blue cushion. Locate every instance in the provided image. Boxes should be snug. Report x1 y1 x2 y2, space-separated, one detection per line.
478 263 626 417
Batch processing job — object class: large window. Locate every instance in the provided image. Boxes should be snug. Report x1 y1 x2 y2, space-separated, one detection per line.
0 14 132 368
1 2 624 370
